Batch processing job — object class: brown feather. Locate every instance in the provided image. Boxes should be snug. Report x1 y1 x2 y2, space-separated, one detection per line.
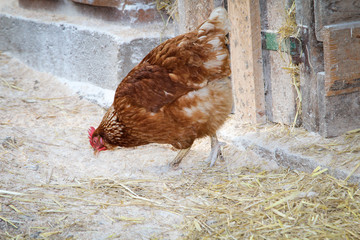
93 7 232 151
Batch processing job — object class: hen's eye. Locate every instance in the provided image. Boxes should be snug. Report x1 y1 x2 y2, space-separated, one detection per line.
93 139 97 144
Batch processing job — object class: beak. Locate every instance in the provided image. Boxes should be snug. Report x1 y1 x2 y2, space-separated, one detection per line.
93 146 107 156
94 149 100 156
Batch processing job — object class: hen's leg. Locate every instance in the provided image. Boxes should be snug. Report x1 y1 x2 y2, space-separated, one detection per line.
169 147 191 168
206 134 225 167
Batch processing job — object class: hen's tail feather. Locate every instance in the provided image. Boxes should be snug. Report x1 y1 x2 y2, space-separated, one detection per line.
198 7 230 35
197 7 230 74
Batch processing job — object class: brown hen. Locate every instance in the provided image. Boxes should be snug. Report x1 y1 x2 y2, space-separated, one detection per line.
89 7 232 168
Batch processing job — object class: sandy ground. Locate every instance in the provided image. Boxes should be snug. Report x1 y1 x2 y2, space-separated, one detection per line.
1 49 360 240
1 2 359 239
0 53 277 239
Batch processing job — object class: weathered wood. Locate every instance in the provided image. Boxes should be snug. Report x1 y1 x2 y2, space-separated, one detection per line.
229 0 266 123
297 0 360 136
71 0 154 8
318 72 360 137
72 0 121 7
177 0 214 34
259 0 297 125
314 0 360 41
323 22 360 96
295 0 324 132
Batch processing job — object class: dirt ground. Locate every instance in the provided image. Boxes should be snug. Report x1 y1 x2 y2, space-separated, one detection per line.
1 0 360 237
0 52 275 239
1 52 360 240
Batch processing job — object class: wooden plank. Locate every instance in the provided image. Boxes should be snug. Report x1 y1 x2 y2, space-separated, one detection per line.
177 0 214 34
71 0 154 8
72 0 121 7
228 0 266 123
318 72 360 137
260 0 298 125
314 0 360 41
295 0 324 132
323 22 360 96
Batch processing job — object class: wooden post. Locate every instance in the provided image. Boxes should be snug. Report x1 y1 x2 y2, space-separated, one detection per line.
177 0 214 34
296 0 324 132
228 0 266 123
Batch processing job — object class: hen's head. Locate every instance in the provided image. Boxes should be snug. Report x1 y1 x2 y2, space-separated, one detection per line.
88 127 107 154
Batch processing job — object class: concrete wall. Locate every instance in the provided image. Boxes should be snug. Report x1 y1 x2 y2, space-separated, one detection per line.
0 14 163 90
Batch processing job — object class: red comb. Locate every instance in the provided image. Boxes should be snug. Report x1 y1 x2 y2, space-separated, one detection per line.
88 127 96 147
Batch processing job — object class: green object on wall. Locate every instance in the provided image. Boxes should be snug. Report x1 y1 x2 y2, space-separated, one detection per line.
264 32 279 51
263 32 302 64
264 32 299 54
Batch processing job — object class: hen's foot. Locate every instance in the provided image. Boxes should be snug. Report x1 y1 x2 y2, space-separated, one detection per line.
206 134 225 167
169 147 191 169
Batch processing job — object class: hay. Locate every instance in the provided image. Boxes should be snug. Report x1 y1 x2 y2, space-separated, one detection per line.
156 0 178 21
179 167 359 239
156 0 178 41
0 165 359 239
1 79 24 92
277 1 302 130
277 2 298 41
252 122 360 174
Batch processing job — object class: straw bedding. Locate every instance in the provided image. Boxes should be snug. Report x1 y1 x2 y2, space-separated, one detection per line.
0 165 359 239
0 51 359 239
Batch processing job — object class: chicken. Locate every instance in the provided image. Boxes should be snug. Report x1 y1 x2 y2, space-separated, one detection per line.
88 7 232 168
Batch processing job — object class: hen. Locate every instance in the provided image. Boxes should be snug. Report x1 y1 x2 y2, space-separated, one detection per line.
89 7 232 168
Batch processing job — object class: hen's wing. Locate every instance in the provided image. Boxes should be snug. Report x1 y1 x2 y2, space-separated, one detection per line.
114 60 193 113
114 7 230 114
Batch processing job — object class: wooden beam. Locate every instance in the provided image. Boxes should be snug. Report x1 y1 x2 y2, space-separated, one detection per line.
314 0 360 41
71 0 121 7
177 0 214 34
323 22 360 96
318 72 360 137
296 0 324 132
228 0 266 123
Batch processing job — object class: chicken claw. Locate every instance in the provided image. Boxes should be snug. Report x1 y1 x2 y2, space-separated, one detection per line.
206 134 225 167
169 147 191 169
